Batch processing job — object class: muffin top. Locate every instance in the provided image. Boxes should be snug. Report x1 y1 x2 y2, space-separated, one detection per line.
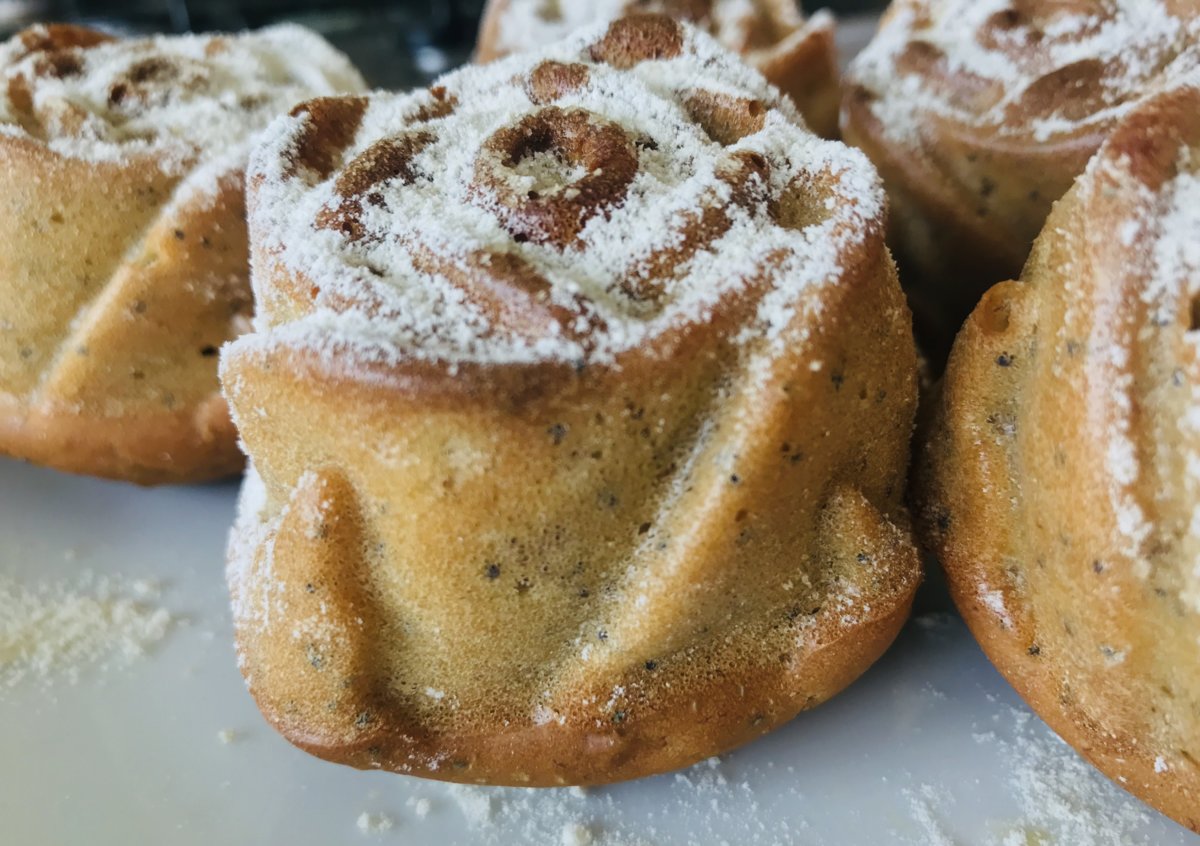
246 15 885 369
0 23 365 170
847 0 1199 146
484 0 821 57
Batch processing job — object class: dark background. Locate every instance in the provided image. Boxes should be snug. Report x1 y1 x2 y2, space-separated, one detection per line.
0 1 887 88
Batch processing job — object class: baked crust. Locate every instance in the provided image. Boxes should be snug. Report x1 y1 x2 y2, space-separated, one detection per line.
918 81 1200 830
0 133 247 483
842 0 1199 361
475 0 842 139
224 15 921 785
0 24 364 484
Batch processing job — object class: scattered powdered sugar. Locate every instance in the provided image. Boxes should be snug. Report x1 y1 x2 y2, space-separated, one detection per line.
509 148 590 196
987 708 1155 846
0 23 365 170
894 704 1165 846
902 783 957 846
355 811 394 835
438 758 758 846
492 0 634 55
239 19 884 373
847 0 1199 146
1099 338 1150 565
446 784 496 828
1118 218 1141 247
0 570 173 689
560 821 596 845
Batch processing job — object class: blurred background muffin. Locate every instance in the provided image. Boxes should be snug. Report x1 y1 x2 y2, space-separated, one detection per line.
0 0 886 88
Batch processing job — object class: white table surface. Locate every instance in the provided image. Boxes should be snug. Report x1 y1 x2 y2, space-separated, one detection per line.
1 458 1196 846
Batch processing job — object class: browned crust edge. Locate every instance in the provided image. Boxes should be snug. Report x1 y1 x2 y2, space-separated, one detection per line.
0 394 243 485
232 502 919 788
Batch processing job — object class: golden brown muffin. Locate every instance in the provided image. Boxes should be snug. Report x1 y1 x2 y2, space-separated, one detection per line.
842 0 1199 361
918 80 1200 830
0 23 365 484
476 0 842 139
223 15 921 786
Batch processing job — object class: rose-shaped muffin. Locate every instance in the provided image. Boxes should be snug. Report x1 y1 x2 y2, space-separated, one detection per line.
223 14 921 786
0 24 365 483
843 0 1199 359
919 79 1200 830
476 0 842 139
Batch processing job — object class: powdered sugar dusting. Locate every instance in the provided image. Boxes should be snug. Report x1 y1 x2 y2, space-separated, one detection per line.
1054 79 1200 592
978 583 1012 628
848 0 1199 146
988 708 1154 846
0 570 173 689
226 463 270 628
489 0 810 59
1152 153 1200 304
0 23 365 171
240 20 884 372
494 0 637 55
903 783 956 846
226 465 369 677
1149 144 1200 612
1098 334 1151 566
354 811 394 834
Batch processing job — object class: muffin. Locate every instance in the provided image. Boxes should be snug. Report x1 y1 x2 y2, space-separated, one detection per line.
918 78 1200 830
0 23 365 483
222 15 921 786
842 0 1199 359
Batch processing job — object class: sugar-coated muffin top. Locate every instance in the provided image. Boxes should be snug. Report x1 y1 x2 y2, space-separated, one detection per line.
0 23 365 170
245 15 885 369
